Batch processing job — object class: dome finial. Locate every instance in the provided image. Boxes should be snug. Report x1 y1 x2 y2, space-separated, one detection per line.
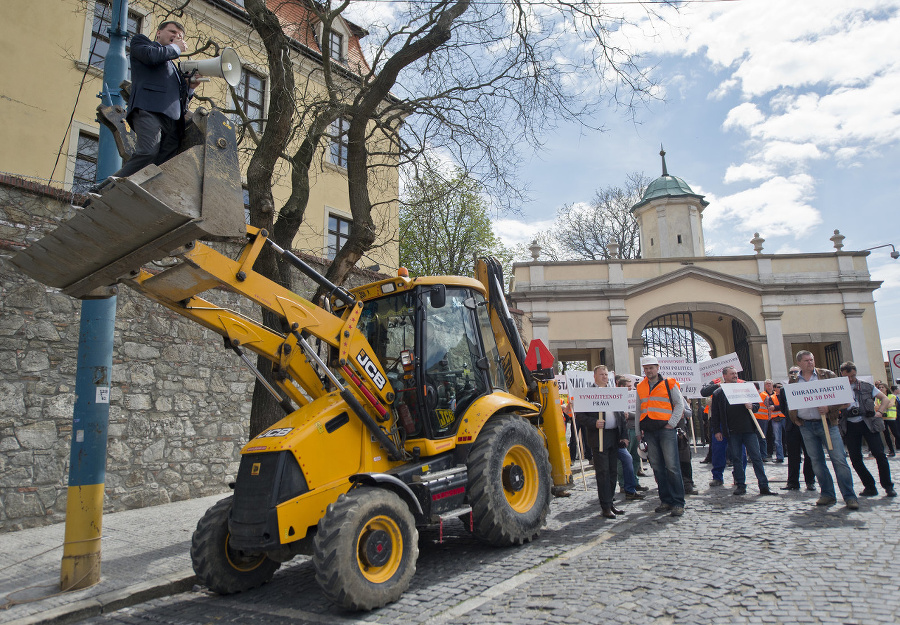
660 144 668 176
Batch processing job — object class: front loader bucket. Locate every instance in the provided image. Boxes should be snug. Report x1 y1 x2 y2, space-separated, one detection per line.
11 108 246 299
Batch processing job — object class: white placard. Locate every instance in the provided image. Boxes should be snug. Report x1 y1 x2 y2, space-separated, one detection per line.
626 390 637 413
680 381 703 398
569 387 629 412
697 353 743 384
784 378 853 410
659 361 699 386
566 371 597 389
719 382 762 405
96 387 110 404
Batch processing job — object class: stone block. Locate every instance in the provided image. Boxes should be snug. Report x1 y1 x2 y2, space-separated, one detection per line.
20 350 50 372
16 420 58 450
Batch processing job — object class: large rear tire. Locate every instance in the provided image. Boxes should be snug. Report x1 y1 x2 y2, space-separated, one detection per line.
312 487 418 611
190 496 281 594
467 414 552 546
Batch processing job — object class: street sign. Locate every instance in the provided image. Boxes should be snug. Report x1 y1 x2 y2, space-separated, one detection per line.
524 339 555 371
889 350 900 384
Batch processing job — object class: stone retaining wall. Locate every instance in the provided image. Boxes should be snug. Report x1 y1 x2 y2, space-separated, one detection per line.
0 178 381 531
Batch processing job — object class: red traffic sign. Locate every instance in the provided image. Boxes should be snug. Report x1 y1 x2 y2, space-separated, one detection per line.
524 339 555 371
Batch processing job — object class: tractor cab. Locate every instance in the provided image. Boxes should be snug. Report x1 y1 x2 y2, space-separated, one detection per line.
355 283 509 445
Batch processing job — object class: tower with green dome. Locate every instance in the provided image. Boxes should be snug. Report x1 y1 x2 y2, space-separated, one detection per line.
631 147 709 259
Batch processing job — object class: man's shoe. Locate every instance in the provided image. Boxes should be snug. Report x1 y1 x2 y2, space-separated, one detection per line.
654 503 673 513
806 484 817 491
637 470 649 477
774 458 784 464
625 491 645 500
759 487 779 496
886 489 897 497
846 498 860 510
859 488 878 497
685 487 699 496
669 507 684 517
816 495 837 506
781 484 800 490
733 485 747 496
600 508 616 519
889 452 896 457
611 506 626 515
635 484 649 491
699 457 712 464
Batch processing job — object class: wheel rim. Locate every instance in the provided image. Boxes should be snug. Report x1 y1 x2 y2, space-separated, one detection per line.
224 534 267 572
357 515 403 583
502 444 538 513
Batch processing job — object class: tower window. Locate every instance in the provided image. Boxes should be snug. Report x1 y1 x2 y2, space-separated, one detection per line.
677 234 683 244
650 238 654 246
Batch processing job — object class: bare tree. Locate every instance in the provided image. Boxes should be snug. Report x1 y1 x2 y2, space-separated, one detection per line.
136 0 670 434
555 172 649 260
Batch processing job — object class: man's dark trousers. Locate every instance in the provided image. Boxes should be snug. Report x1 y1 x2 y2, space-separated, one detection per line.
114 110 182 178
844 420 894 492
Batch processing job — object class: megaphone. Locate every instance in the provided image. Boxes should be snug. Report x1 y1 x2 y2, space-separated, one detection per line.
180 48 242 87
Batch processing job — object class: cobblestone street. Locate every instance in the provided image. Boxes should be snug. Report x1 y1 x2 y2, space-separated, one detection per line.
81 454 900 625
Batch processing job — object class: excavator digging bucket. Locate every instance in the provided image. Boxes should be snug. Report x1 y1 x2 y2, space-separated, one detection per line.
11 108 247 299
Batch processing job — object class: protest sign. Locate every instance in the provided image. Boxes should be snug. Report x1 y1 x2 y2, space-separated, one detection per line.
554 374 570 408
719 382 762 405
566 370 597 390
783 378 852 410
569 387 629 412
626 389 637 413
697 353 743 384
659 361 699 386
680 381 702 398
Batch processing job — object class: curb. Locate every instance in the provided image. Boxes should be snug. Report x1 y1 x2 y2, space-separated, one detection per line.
4 571 196 625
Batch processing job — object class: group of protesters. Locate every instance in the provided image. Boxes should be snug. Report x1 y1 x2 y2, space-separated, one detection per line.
567 349 897 519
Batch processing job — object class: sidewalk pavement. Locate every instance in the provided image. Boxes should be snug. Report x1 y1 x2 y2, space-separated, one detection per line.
0 492 228 625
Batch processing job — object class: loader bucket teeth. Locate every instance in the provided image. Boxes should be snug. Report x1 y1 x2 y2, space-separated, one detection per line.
10 108 246 299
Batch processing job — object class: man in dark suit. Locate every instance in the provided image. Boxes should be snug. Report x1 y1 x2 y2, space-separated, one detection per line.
106 21 198 182
575 366 629 519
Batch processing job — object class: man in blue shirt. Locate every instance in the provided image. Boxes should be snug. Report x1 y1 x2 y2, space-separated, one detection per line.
788 350 858 509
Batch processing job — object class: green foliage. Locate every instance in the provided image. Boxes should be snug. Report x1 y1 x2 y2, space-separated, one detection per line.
400 167 512 278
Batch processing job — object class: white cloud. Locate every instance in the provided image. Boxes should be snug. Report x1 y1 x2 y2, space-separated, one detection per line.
723 103 764 131
723 163 775 183
702 175 821 238
492 218 557 248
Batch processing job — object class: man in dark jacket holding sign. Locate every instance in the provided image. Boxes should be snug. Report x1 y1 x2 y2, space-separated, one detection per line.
709 366 777 497
575 366 629 519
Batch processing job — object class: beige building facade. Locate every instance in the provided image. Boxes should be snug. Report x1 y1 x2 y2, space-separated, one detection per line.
511 154 885 381
0 0 399 268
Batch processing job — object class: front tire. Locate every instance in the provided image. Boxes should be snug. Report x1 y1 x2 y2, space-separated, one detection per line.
190 496 281 594
312 487 419 611
467 414 552 546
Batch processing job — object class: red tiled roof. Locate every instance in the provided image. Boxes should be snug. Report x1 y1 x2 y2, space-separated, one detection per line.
264 0 370 74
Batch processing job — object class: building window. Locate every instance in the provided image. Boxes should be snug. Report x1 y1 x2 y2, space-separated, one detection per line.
677 234 682 244
89 1 142 70
330 117 349 168
328 31 343 61
327 214 351 259
232 69 266 135
72 132 99 194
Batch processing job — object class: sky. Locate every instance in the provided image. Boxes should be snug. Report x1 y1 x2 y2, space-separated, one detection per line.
345 0 900 362
488 0 900 362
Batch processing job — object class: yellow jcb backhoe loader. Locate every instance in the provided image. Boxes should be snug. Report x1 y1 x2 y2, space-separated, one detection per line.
12 107 573 610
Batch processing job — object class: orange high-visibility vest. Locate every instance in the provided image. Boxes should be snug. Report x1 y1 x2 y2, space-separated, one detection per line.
763 391 783 418
637 377 678 421
754 392 770 420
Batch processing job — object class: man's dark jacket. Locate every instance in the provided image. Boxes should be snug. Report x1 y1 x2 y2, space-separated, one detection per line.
708 387 759 438
127 34 189 122
575 410 628 449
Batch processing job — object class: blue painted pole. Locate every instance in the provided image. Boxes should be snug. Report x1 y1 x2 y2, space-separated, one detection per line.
60 0 128 591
